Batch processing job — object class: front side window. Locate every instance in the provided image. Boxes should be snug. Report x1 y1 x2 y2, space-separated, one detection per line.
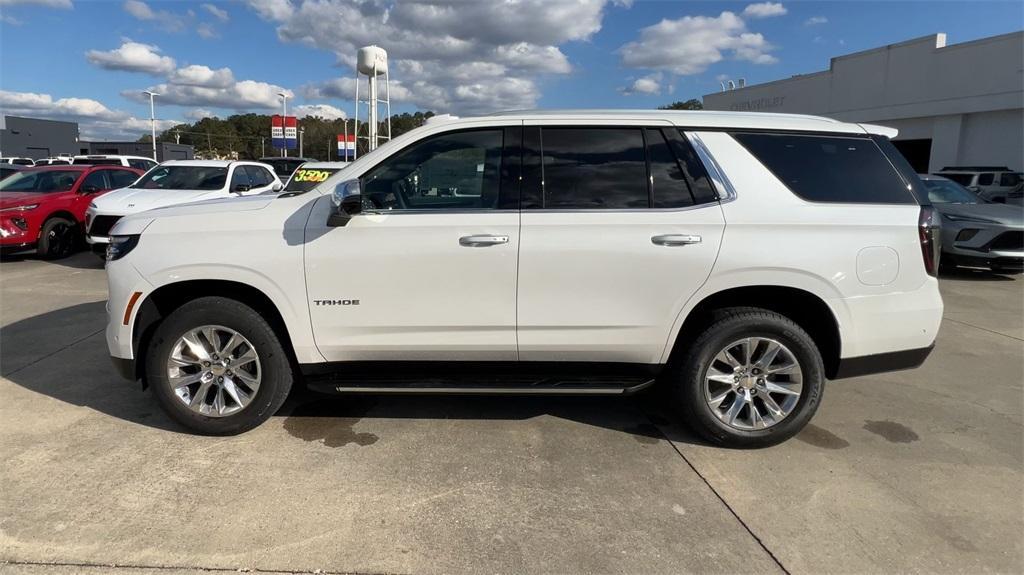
361 129 503 210
977 173 995 186
231 166 252 190
128 159 155 171
109 169 140 188
81 170 108 191
132 166 227 190
733 133 916 204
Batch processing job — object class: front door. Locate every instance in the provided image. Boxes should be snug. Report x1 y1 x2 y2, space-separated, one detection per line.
516 124 725 364
305 126 521 361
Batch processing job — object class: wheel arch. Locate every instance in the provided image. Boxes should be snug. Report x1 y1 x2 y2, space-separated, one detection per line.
130 279 299 384
665 285 843 379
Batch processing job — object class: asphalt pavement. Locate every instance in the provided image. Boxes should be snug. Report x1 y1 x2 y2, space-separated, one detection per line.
1 252 1021 574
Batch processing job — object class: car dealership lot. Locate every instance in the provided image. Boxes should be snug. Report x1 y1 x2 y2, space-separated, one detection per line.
1 253 1021 574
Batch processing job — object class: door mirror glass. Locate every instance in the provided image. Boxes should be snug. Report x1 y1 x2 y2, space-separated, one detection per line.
328 179 363 227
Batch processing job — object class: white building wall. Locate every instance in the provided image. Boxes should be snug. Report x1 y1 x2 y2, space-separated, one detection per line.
703 32 1024 172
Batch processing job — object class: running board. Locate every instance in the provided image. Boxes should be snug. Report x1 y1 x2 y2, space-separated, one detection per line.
306 377 656 396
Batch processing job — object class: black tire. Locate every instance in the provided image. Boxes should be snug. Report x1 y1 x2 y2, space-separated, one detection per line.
666 307 825 448
145 297 293 435
37 217 78 260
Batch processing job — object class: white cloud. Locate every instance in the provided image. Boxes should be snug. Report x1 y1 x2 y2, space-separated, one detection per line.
1 14 23 24
742 2 786 19
619 10 777 75
246 0 293 21
250 0 616 114
168 65 235 88
294 103 346 120
185 108 215 121
0 0 72 7
201 3 228 21
122 0 154 19
804 16 828 26
0 88 181 140
85 41 176 75
620 72 662 96
197 22 218 39
125 80 294 111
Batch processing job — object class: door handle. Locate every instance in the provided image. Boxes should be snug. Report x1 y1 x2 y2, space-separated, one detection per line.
652 234 702 246
459 234 510 247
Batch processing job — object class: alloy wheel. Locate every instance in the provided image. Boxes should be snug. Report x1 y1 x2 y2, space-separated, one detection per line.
166 325 262 417
703 337 803 430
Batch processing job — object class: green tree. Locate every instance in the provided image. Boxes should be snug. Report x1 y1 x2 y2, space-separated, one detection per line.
659 99 704 110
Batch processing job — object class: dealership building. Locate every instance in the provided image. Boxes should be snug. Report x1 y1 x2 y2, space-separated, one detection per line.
0 115 193 161
703 31 1023 173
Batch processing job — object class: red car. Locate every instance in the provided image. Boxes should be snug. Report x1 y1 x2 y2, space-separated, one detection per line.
0 165 144 259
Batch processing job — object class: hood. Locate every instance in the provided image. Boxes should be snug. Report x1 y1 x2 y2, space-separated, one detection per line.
0 190 67 208
92 187 227 214
934 202 1024 226
110 193 276 237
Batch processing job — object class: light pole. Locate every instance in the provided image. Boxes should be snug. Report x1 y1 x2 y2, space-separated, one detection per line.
299 127 305 157
277 91 289 158
143 90 160 161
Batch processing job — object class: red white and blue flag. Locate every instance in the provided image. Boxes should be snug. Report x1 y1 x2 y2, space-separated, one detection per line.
271 115 298 150
337 134 356 160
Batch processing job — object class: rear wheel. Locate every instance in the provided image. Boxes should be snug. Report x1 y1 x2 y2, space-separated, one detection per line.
666 307 825 448
37 217 78 259
145 297 293 435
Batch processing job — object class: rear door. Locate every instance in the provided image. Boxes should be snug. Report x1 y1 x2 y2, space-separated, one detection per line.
304 125 522 361
516 122 725 364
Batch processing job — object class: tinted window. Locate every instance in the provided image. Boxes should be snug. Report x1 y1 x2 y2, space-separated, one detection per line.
254 166 275 187
230 166 252 189
81 170 108 191
128 159 155 171
671 130 718 204
0 170 82 192
1000 173 1021 187
539 127 648 209
733 133 916 204
361 129 503 210
646 128 692 208
977 173 995 186
109 169 140 188
941 173 973 186
242 166 266 187
921 179 980 204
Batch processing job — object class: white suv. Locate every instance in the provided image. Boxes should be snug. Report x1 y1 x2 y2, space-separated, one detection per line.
103 111 943 447
86 160 282 254
73 155 159 171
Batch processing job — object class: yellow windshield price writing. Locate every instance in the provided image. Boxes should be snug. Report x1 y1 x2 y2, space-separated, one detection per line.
292 169 333 183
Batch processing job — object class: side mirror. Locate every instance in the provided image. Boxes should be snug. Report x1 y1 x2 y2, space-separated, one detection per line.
328 179 363 227
233 184 251 193
272 182 283 192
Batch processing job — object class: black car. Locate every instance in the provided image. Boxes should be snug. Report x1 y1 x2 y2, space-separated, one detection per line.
258 157 313 179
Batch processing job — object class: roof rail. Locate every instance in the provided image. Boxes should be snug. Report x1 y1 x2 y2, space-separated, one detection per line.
939 166 1010 171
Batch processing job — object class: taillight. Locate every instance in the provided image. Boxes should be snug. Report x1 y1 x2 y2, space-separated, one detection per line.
919 206 941 277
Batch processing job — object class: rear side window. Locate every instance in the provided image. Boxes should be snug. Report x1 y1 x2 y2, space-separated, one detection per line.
646 128 692 208
733 133 916 204
541 127 648 209
1000 173 1021 187
977 173 994 186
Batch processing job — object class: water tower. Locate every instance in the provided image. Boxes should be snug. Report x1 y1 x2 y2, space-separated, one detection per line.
353 45 392 156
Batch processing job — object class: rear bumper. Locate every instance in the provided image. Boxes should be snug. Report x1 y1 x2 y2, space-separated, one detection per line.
831 345 934 380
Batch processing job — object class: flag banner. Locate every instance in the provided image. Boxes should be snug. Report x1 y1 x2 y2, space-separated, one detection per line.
284 116 298 149
271 115 285 149
337 134 356 160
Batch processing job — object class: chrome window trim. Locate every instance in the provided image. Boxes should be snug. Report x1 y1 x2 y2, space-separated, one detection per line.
356 201 722 216
684 131 737 202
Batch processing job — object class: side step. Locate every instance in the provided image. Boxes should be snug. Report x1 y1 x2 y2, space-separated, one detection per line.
306 377 656 396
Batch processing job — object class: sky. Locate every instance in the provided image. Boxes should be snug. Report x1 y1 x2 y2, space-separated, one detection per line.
0 0 1021 140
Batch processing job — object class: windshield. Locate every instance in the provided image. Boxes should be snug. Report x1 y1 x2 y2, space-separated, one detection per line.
284 167 342 193
132 165 227 190
922 179 981 204
0 170 82 192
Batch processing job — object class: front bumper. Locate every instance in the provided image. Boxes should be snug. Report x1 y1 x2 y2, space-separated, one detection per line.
941 220 1023 269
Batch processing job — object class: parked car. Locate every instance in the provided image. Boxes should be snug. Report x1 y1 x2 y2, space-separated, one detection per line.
33 158 72 166
918 174 1023 274
0 165 144 258
86 160 282 256
281 161 347 194
103 110 943 447
0 164 30 181
935 166 1022 203
259 157 314 180
73 155 158 172
0 157 35 166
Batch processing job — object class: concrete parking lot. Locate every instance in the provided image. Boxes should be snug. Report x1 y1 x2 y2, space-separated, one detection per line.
1 252 1021 575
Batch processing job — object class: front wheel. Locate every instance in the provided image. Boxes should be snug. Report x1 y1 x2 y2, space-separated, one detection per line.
145 297 293 435
666 307 825 448
37 217 78 259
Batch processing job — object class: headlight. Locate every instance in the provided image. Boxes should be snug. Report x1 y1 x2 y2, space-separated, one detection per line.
943 213 997 224
106 235 140 261
0 204 39 212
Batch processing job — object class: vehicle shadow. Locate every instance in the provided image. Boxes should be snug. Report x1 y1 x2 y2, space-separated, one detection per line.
2 301 710 446
939 267 1018 282
0 249 105 270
